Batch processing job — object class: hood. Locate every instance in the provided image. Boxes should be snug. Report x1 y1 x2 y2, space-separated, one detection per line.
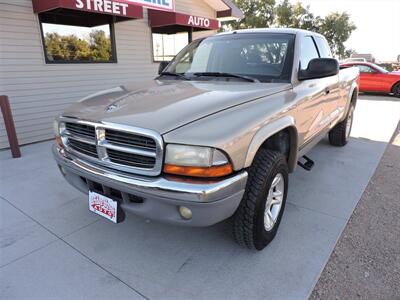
63 80 291 134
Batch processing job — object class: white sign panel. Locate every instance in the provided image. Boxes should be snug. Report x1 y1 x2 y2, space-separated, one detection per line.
126 0 175 11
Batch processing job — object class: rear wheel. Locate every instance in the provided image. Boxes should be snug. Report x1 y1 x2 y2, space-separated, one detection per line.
232 149 288 250
329 103 355 147
393 82 400 98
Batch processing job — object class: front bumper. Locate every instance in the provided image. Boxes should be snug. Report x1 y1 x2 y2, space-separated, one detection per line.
53 145 248 226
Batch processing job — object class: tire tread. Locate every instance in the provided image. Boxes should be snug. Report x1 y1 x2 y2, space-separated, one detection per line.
233 149 286 250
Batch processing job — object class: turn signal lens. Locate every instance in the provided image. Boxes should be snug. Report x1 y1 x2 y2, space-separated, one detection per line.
54 119 65 148
164 163 233 178
55 136 64 149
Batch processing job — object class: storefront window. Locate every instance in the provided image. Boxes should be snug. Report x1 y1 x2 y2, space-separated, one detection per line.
152 32 189 62
40 18 116 64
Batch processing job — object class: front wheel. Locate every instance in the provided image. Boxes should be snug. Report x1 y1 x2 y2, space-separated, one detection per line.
328 104 355 147
232 149 288 250
393 82 400 98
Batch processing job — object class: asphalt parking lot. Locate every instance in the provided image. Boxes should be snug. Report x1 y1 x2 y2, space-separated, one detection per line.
1 95 399 300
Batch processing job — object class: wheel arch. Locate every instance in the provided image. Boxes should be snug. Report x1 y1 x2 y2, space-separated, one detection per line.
391 81 400 93
341 83 358 122
350 86 358 105
244 116 299 173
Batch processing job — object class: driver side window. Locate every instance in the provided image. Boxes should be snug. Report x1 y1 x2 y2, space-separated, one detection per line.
357 65 375 73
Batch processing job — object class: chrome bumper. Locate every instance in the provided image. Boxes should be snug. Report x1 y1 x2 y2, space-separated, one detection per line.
53 145 248 226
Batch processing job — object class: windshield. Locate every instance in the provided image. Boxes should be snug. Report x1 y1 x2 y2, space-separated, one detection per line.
164 33 295 83
371 63 389 73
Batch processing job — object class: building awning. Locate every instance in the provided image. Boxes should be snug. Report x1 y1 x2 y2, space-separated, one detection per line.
148 9 220 34
204 0 244 21
32 0 144 26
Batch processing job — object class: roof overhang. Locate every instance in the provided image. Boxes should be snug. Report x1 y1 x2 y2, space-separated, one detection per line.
203 0 244 21
32 0 144 23
148 9 220 34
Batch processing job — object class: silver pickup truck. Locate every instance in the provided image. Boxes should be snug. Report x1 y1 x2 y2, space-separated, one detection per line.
53 28 359 250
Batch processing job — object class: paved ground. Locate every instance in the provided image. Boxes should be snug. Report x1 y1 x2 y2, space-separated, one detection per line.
311 120 400 300
1 95 399 300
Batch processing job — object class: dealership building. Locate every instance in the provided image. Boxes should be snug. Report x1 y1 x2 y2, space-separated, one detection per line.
0 0 242 149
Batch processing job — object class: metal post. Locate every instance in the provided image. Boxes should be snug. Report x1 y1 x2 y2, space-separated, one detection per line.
188 28 193 43
0 95 21 158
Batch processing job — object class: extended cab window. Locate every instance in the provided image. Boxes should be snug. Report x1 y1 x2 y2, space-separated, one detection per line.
166 33 295 83
299 36 320 70
314 37 333 58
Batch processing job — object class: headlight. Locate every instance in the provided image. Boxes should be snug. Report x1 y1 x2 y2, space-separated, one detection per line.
164 144 233 178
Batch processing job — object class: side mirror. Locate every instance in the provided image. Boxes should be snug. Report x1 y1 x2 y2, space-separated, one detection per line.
158 61 170 75
298 58 339 81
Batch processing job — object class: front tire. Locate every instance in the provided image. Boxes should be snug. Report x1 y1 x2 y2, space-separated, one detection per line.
393 82 400 98
232 149 288 250
329 103 355 147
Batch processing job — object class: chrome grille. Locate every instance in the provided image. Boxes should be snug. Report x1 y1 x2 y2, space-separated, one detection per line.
105 129 156 151
65 123 95 139
107 149 156 168
60 118 163 176
68 139 98 158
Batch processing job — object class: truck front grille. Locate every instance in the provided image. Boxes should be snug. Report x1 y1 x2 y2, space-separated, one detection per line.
60 119 163 176
107 149 156 169
105 129 157 151
68 139 98 158
65 123 95 139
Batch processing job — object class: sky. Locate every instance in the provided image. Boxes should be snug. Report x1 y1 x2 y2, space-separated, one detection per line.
291 0 400 61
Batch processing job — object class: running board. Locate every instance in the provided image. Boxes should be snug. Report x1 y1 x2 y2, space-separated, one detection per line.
297 155 315 171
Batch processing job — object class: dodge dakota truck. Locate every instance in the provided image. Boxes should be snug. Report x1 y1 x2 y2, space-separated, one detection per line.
53 28 359 250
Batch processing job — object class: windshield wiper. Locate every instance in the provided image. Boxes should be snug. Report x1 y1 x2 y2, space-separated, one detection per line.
158 72 191 80
193 72 259 83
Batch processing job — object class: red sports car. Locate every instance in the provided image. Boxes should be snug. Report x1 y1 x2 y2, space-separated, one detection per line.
341 62 400 97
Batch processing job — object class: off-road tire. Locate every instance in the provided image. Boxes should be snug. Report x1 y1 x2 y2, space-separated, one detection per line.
232 149 288 251
393 82 400 98
329 104 355 147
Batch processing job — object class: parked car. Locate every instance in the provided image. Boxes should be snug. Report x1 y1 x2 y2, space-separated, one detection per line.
53 28 359 250
341 62 400 97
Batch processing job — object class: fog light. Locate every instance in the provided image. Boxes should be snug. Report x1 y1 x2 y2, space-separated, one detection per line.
179 206 192 220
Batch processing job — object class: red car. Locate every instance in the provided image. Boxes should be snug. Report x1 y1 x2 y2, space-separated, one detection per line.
341 62 400 97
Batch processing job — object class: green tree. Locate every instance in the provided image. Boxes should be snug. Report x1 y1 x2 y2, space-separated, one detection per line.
319 12 356 59
222 0 356 59
276 0 321 31
224 0 276 30
44 30 112 62
45 33 91 61
89 30 112 61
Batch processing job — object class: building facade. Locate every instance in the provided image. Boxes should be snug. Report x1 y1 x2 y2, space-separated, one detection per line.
0 0 242 149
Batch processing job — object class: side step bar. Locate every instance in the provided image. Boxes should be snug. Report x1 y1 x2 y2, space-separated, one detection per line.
297 155 315 171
